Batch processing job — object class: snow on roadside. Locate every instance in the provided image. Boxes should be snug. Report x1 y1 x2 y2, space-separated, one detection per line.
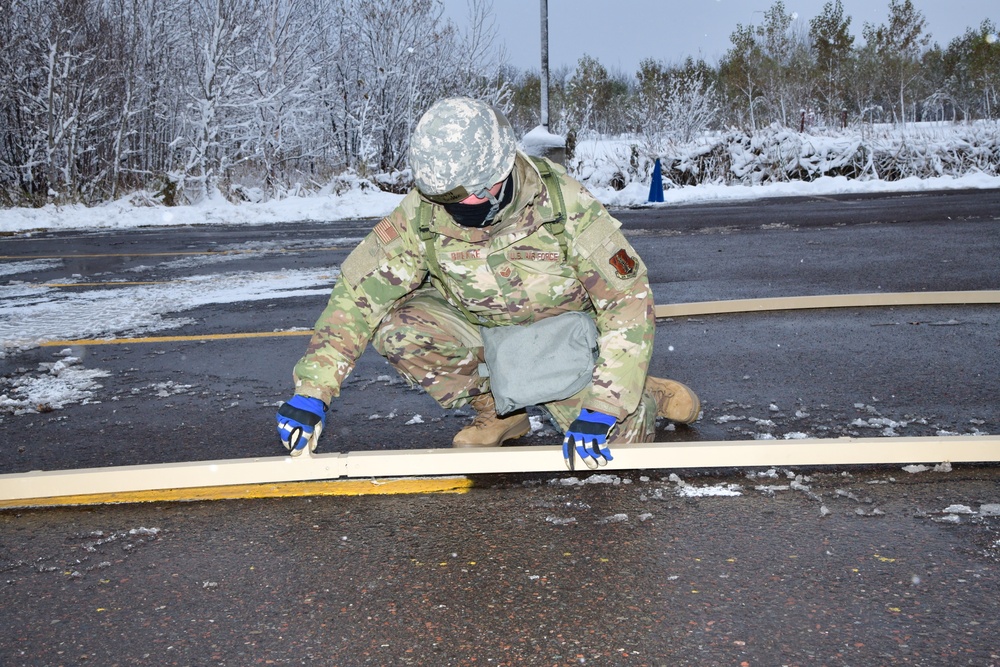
591 171 1000 209
0 268 337 352
0 181 404 233
1 170 998 235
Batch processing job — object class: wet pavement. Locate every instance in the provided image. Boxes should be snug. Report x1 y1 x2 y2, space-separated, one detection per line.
1 189 999 665
3 468 1000 666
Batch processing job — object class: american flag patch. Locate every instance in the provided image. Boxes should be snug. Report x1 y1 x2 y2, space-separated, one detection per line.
373 218 399 245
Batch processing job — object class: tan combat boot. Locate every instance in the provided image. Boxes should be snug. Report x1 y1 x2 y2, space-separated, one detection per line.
645 376 701 424
452 393 531 448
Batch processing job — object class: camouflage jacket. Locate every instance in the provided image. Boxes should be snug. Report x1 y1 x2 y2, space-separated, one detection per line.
293 152 654 420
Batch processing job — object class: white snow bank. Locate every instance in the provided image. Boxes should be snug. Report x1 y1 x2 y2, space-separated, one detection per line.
0 184 403 234
591 171 1000 208
4 171 996 235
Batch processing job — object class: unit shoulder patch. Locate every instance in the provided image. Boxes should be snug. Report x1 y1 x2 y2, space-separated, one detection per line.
609 248 638 279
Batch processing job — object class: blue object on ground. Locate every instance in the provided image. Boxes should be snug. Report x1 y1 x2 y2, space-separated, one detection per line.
648 158 664 203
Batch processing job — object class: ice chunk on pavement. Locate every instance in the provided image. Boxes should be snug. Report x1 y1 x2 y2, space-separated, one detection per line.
942 504 975 514
902 463 952 474
546 516 577 526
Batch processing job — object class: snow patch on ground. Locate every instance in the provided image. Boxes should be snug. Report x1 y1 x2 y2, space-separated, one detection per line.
0 182 403 233
0 355 109 414
669 473 743 497
903 462 953 474
551 474 624 486
0 259 64 277
133 381 196 398
0 268 337 352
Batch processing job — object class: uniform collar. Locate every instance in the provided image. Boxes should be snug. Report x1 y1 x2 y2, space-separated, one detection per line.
423 151 555 244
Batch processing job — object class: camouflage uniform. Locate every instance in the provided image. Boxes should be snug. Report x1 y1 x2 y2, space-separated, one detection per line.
293 151 658 443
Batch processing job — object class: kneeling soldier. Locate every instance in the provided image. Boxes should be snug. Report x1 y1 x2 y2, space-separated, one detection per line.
277 97 699 469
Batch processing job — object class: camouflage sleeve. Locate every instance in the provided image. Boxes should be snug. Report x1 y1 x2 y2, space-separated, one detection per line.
562 178 655 421
292 192 427 405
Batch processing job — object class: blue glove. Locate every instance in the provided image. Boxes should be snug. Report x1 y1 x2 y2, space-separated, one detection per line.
276 395 327 456
562 409 617 470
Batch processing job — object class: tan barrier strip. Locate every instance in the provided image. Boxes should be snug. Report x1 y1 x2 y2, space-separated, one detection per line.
7 290 996 507
654 290 1000 318
1 436 997 508
36 291 1000 348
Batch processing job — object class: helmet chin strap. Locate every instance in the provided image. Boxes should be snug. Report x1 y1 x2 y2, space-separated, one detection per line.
474 177 509 225
444 173 514 228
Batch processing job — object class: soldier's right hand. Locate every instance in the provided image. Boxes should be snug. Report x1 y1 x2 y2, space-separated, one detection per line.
563 409 617 470
276 395 327 456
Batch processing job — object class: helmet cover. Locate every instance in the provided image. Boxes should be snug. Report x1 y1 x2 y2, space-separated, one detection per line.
409 97 517 204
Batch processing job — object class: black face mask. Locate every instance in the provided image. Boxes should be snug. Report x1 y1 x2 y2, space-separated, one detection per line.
444 174 514 228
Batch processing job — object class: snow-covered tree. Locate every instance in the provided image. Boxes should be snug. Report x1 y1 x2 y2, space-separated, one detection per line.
0 0 114 204
943 20 1000 120
450 0 510 107
809 0 855 125
757 1 812 128
566 54 612 136
861 0 932 123
634 58 718 152
719 23 766 130
244 0 328 197
176 0 259 201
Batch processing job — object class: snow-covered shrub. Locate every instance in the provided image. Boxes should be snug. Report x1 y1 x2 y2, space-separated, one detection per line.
865 123 1000 180
322 173 379 197
574 120 1000 191
373 169 413 195
569 138 649 191
662 137 734 186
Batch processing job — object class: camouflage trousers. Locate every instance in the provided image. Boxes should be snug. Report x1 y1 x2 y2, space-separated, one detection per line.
371 285 657 443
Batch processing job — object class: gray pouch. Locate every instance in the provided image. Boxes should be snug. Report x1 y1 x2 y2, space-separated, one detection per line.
479 311 599 415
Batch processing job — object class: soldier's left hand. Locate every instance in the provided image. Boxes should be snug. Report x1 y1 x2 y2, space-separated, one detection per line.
562 409 617 470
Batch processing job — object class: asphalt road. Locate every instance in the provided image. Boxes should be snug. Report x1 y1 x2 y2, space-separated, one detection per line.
1 188 999 666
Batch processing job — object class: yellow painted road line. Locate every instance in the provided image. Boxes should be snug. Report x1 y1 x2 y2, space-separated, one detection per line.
0 246 344 261
0 477 473 509
40 330 312 347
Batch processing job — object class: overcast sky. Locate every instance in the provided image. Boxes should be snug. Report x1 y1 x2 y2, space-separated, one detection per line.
441 0 998 74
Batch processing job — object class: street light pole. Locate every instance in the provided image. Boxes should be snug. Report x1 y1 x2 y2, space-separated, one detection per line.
540 0 549 131
524 0 564 164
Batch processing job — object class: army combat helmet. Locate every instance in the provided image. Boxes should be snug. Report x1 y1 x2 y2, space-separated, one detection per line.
409 97 517 205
